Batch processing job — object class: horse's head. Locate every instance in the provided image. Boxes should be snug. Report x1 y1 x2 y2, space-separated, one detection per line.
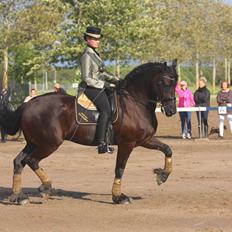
119 61 178 117
153 60 178 117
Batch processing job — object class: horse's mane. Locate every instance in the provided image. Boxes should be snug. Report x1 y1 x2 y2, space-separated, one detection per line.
126 62 164 80
117 62 165 90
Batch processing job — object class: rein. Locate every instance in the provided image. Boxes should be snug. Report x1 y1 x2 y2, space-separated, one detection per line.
118 90 158 108
118 82 175 112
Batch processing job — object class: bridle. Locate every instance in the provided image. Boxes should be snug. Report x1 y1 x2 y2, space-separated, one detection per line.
157 75 176 114
118 71 177 111
160 96 176 113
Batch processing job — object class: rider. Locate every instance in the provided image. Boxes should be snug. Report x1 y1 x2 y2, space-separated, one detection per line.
80 26 119 154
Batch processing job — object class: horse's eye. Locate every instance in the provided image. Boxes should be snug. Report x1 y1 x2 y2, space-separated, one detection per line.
163 80 172 87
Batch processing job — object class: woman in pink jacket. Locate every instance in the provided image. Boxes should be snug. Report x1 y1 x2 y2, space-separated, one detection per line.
176 80 195 139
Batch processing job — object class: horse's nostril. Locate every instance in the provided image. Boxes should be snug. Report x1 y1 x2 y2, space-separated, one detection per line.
170 108 176 115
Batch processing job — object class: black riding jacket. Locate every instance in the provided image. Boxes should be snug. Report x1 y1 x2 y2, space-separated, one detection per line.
194 86 210 107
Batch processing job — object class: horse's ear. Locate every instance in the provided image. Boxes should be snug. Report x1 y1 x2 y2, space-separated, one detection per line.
172 59 177 68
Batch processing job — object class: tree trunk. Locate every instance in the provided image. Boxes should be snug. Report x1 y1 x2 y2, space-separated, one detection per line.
212 59 216 93
2 47 9 89
195 52 200 88
115 60 120 78
45 71 48 90
34 77 37 90
228 59 231 85
225 58 228 81
177 64 181 81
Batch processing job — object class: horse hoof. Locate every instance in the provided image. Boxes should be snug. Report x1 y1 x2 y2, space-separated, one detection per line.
40 192 50 199
154 168 169 185
38 184 53 197
9 192 29 205
19 199 29 205
112 193 132 204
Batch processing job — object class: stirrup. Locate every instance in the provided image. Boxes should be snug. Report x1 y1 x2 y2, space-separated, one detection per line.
98 143 114 154
107 146 114 154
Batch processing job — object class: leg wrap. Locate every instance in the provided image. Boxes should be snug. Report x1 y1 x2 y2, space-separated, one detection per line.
112 178 121 197
35 168 51 187
12 174 22 194
164 157 172 173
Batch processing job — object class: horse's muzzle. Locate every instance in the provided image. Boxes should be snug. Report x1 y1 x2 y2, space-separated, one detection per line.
161 104 177 117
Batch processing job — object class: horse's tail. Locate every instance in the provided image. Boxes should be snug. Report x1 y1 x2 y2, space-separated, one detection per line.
0 104 24 135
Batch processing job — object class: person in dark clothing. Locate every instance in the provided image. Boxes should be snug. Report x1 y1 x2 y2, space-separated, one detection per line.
194 77 210 138
80 26 119 154
0 88 11 142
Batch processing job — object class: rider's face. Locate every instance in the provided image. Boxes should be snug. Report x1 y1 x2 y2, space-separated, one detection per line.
86 36 100 48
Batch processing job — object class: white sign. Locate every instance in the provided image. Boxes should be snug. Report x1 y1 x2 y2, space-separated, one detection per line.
218 106 227 115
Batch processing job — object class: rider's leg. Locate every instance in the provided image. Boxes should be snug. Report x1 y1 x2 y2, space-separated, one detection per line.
85 87 112 153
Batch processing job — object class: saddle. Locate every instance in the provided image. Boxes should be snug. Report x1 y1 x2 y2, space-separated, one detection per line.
75 91 118 125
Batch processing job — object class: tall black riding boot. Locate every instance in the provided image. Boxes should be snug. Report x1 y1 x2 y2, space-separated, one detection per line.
96 112 114 154
104 120 114 154
204 125 208 138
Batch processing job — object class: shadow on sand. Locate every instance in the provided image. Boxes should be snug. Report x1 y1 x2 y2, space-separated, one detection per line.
0 187 142 205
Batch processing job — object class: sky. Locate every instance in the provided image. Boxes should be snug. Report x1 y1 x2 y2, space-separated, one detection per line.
223 0 232 4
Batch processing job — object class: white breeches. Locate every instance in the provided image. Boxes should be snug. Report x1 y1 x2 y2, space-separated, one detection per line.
219 114 232 137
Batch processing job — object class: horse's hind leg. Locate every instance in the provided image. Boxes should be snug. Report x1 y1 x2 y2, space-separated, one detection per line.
25 146 61 198
10 143 61 204
10 143 35 204
141 136 173 185
112 142 134 204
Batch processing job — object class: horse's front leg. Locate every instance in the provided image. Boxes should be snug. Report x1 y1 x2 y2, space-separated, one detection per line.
142 136 172 185
112 142 134 204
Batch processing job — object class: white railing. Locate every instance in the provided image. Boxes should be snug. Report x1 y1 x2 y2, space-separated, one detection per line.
155 106 232 138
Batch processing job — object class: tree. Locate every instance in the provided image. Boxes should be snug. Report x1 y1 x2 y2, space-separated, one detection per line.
0 0 66 88
62 0 162 76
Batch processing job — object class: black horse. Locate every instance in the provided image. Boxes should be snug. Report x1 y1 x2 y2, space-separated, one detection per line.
0 61 178 204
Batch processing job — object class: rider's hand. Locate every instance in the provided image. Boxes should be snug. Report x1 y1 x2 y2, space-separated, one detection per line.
104 82 116 90
104 82 111 89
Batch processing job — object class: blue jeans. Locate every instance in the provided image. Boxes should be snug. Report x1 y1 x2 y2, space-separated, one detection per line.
179 112 192 135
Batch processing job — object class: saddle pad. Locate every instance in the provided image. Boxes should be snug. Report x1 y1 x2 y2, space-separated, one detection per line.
75 91 118 125
77 93 97 111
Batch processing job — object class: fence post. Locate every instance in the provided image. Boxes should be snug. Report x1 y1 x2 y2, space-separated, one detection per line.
198 107 202 138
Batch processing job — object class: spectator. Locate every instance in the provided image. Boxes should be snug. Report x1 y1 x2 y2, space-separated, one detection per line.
24 88 37 103
54 83 66 94
216 80 232 138
176 80 195 139
0 88 11 142
194 77 210 138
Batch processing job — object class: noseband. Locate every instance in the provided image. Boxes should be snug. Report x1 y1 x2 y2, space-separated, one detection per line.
160 96 176 113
